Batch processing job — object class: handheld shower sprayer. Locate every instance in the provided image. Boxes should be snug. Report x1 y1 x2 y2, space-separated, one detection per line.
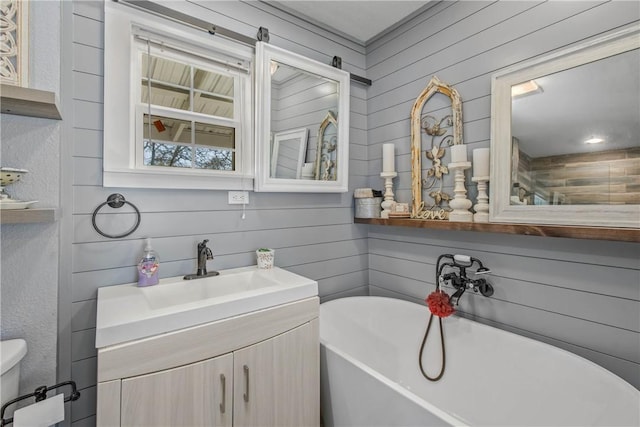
452 254 491 274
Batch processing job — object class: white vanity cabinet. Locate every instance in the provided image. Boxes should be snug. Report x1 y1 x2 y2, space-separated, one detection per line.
121 354 233 426
96 297 319 427
233 321 319 426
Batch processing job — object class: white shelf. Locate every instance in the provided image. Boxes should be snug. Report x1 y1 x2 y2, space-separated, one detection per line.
1 84 62 120
1 208 59 224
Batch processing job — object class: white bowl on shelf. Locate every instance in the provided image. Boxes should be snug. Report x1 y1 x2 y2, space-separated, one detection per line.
0 167 37 209
0 167 29 186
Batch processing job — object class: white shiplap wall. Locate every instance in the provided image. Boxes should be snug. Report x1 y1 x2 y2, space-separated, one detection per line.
65 1 368 424
365 0 640 389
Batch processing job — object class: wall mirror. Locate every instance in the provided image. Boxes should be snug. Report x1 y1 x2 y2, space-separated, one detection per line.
490 26 639 228
254 42 350 192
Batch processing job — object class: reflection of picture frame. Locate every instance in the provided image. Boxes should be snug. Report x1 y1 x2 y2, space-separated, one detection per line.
270 128 308 179
1 0 29 86
315 111 338 181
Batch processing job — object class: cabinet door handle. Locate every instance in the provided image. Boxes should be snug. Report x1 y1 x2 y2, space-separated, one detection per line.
219 373 226 414
243 365 249 402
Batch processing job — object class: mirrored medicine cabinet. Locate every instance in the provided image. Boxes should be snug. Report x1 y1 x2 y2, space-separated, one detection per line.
254 42 350 192
490 25 640 228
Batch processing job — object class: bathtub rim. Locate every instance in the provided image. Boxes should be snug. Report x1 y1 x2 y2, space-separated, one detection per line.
320 339 468 426
320 296 639 405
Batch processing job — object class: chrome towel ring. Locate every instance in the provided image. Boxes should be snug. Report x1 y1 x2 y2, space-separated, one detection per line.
92 193 141 239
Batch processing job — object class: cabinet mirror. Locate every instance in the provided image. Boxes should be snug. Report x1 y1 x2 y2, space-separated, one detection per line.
490 26 639 228
254 42 350 192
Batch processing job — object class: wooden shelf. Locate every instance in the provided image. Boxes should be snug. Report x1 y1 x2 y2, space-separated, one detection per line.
1 208 59 224
1 84 62 120
355 217 640 243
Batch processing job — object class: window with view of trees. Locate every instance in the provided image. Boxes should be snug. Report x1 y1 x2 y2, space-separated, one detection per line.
138 48 241 172
104 2 253 190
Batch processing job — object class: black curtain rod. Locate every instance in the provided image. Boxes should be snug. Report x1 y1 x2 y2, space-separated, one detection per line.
114 0 372 86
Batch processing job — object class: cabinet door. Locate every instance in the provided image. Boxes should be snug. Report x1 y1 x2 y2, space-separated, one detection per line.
121 353 233 427
233 319 319 427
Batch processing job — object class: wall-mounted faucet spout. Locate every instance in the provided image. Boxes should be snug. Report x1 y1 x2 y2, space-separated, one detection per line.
437 254 494 305
450 287 466 306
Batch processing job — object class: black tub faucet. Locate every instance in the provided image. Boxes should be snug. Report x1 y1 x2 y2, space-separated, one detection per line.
437 254 494 305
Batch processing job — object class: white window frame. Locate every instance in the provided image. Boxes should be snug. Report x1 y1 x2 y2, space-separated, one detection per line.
104 1 254 190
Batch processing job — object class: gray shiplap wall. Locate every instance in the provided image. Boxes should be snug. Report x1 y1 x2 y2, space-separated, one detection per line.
63 1 640 425
65 1 368 424
365 0 640 389
272 74 338 172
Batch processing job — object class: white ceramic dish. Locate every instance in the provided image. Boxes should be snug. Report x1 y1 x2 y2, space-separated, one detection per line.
0 200 38 210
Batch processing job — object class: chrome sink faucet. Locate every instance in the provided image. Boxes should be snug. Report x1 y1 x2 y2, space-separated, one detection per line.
184 239 220 280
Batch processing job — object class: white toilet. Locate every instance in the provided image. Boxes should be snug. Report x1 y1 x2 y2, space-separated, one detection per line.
0 339 27 418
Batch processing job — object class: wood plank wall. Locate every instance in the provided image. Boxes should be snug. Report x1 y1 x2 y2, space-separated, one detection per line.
66 1 368 424
365 0 640 390
529 147 640 205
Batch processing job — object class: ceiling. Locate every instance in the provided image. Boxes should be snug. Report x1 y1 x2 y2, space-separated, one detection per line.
267 1 432 44
511 48 639 158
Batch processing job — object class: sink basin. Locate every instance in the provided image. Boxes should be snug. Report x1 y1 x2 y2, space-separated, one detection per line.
95 266 318 348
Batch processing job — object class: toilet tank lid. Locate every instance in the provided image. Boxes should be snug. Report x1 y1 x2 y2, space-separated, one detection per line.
0 339 27 375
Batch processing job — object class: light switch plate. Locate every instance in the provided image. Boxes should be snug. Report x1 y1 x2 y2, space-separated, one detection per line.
228 191 249 204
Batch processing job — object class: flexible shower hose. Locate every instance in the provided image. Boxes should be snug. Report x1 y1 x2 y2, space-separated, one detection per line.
418 313 446 381
418 254 451 382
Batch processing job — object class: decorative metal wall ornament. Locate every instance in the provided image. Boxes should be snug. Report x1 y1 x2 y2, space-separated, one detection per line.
410 76 463 219
0 0 29 86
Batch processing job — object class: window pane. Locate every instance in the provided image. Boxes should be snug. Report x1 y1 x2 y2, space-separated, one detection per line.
195 147 234 170
194 121 235 171
143 114 192 168
194 67 233 95
143 114 191 144
194 122 235 148
193 68 234 118
144 141 192 168
141 53 191 111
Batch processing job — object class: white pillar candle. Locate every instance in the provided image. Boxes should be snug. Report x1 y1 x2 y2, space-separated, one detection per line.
473 148 490 177
450 144 467 163
382 143 395 172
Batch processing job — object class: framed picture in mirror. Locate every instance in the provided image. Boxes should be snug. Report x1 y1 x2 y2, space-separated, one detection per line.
315 111 338 181
270 128 308 179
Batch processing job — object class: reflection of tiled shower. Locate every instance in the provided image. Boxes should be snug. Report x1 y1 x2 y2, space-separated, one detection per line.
514 147 640 205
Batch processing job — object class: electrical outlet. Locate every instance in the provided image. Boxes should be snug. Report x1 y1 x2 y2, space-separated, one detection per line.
228 191 249 205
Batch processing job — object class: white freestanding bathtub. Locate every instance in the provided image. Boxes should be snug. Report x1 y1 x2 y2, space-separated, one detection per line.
319 296 639 427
